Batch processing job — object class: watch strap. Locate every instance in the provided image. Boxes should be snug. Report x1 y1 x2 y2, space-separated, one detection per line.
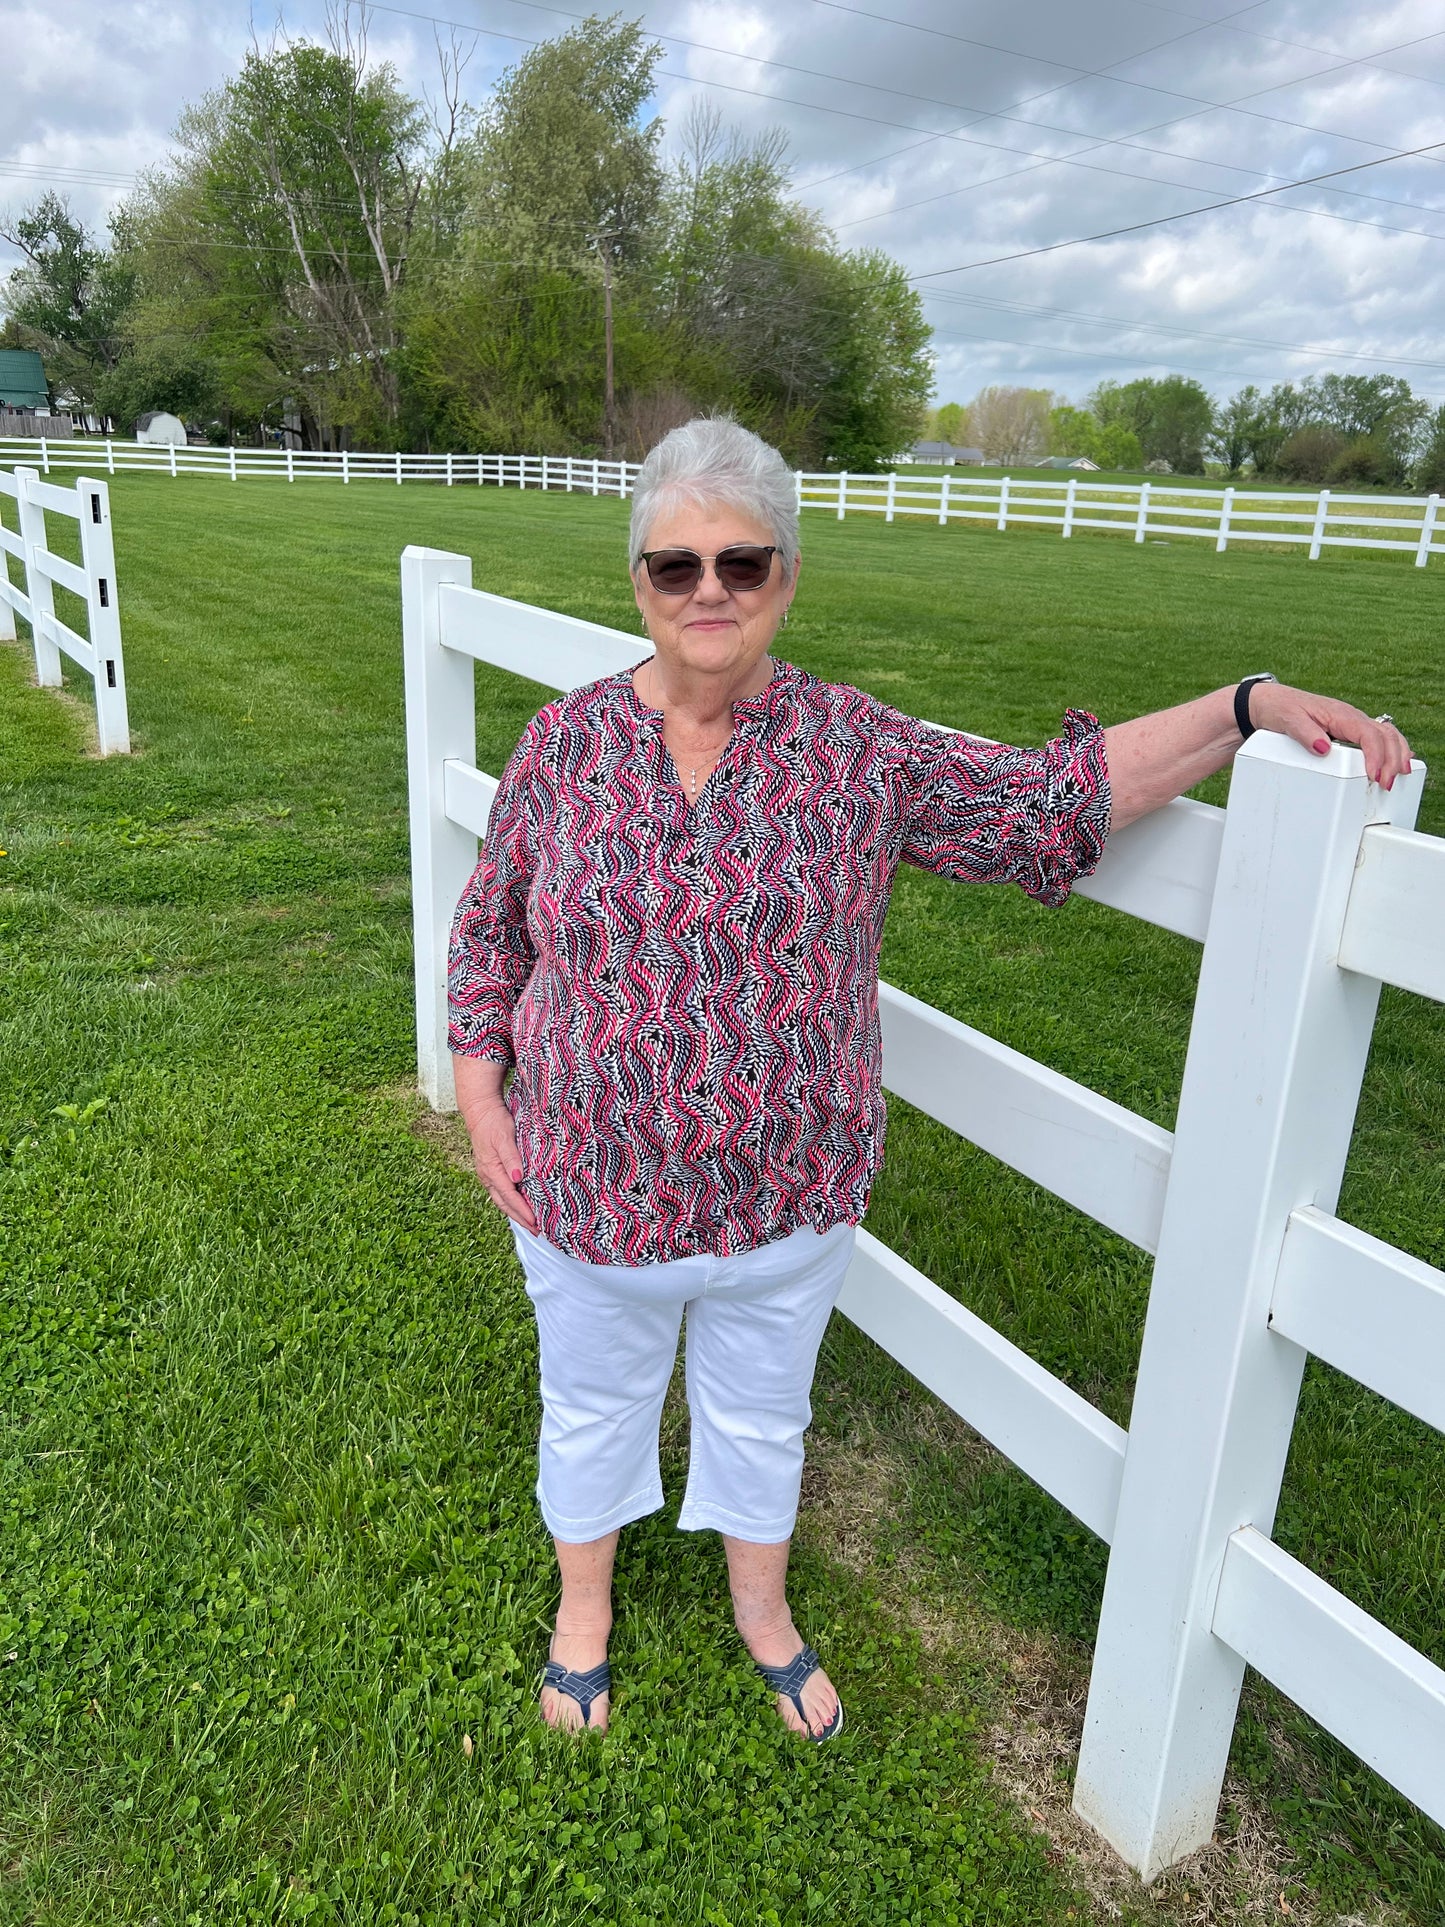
1234 673 1277 741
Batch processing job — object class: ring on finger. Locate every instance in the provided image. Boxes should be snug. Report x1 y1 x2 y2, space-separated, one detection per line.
1374 713 1396 727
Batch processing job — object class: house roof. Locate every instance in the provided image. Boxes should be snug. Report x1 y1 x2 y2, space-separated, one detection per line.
0 348 49 408
1038 454 1101 470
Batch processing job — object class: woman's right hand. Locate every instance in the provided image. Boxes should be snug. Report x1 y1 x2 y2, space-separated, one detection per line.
452 1054 539 1234
468 1098 538 1232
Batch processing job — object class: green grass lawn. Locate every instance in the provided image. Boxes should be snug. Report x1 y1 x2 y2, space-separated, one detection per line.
1 475 1442 1926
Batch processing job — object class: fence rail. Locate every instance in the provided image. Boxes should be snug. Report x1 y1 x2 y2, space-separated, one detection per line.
0 464 129 754
402 543 1441 1879
4 438 1439 565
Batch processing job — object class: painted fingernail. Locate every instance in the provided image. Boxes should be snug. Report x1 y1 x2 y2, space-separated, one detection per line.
511 1168 522 1181
1313 738 1330 754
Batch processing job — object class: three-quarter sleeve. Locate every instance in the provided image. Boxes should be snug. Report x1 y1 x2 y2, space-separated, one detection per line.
893 706 1111 906
446 717 545 1063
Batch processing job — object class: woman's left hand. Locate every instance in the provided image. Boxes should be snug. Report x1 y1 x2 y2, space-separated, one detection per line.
1250 683 1414 789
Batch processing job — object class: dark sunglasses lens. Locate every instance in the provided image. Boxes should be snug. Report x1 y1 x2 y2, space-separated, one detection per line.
716 547 773 590
646 551 702 592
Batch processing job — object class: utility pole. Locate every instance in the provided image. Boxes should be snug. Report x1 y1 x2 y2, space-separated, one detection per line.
599 232 618 460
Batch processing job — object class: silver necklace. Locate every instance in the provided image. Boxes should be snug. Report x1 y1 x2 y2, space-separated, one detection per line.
644 660 733 796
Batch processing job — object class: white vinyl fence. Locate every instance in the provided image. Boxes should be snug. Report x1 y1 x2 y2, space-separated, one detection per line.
402 543 1445 1879
0 465 129 755
7 436 1441 566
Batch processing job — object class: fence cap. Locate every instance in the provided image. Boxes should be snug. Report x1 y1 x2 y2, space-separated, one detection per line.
1238 731 1425 786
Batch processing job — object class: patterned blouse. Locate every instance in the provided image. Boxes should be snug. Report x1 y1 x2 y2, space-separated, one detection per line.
448 660 1110 1265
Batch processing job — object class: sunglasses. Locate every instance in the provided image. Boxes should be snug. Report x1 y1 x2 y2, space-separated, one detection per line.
639 545 778 594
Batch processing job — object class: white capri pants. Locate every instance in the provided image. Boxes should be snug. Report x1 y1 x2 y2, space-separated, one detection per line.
512 1221 856 1545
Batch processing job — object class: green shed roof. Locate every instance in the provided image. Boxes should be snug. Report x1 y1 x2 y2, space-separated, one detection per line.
0 349 49 408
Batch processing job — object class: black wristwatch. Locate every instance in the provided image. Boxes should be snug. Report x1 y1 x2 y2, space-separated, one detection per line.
1234 673 1277 741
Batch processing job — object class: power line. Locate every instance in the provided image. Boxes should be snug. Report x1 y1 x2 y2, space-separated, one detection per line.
909 136 1445 282
830 142 1445 237
795 15 1445 233
1072 0 1445 88
922 287 1445 373
799 1 1445 172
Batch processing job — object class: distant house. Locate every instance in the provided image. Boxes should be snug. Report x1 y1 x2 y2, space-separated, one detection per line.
909 440 985 465
1038 455 1101 471
0 348 51 414
135 411 188 445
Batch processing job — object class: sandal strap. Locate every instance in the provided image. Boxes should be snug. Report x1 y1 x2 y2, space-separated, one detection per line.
755 1643 822 1709
755 1644 843 1741
542 1657 612 1725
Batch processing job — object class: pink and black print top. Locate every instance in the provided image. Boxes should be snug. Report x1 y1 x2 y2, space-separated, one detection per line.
448 660 1110 1266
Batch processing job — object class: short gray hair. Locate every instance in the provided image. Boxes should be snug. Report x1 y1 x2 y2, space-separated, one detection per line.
628 417 800 573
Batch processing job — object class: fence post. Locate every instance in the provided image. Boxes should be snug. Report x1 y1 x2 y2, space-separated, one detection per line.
1062 475 1077 539
396 451 403 486
227 445 236 482
401 545 480 1114
106 439 115 475
1309 488 1330 560
837 472 848 521
40 439 50 475
795 470 803 513
1134 480 1151 543
1216 485 1235 554
76 477 130 756
938 470 950 527
1415 492 1439 569
0 484 15 642
592 460 600 498
0 538 12 642
886 471 897 524
997 475 1010 532
14 467 63 687
1073 734 1425 1878
169 441 178 479
286 446 295 483
566 456 574 493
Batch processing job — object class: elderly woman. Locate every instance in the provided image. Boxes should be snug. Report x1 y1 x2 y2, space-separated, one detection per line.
447 417 1411 1740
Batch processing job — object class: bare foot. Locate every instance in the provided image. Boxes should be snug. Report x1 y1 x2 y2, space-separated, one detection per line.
540 1627 610 1734
743 1622 840 1739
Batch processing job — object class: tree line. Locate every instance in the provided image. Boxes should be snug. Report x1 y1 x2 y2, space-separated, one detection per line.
0 12 932 470
932 372 1445 492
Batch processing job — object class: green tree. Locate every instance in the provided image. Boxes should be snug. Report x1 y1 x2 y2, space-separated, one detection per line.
1048 402 1099 463
1416 403 1445 496
1096 420 1142 471
0 193 137 404
814 248 931 468
1207 386 1261 475
1091 375 1214 473
467 14 662 454
125 19 467 445
932 401 965 443
1241 381 1314 474
92 343 220 432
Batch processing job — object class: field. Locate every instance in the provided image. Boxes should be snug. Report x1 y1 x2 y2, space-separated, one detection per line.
1 475 1442 1926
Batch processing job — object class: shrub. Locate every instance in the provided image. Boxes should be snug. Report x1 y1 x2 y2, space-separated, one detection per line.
1275 425 1347 484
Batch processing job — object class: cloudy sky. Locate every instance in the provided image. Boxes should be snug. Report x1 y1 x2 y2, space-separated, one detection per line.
3 0 1444 408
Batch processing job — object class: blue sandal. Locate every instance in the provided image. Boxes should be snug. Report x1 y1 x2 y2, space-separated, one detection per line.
541 1655 612 1730
756 1644 844 1742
